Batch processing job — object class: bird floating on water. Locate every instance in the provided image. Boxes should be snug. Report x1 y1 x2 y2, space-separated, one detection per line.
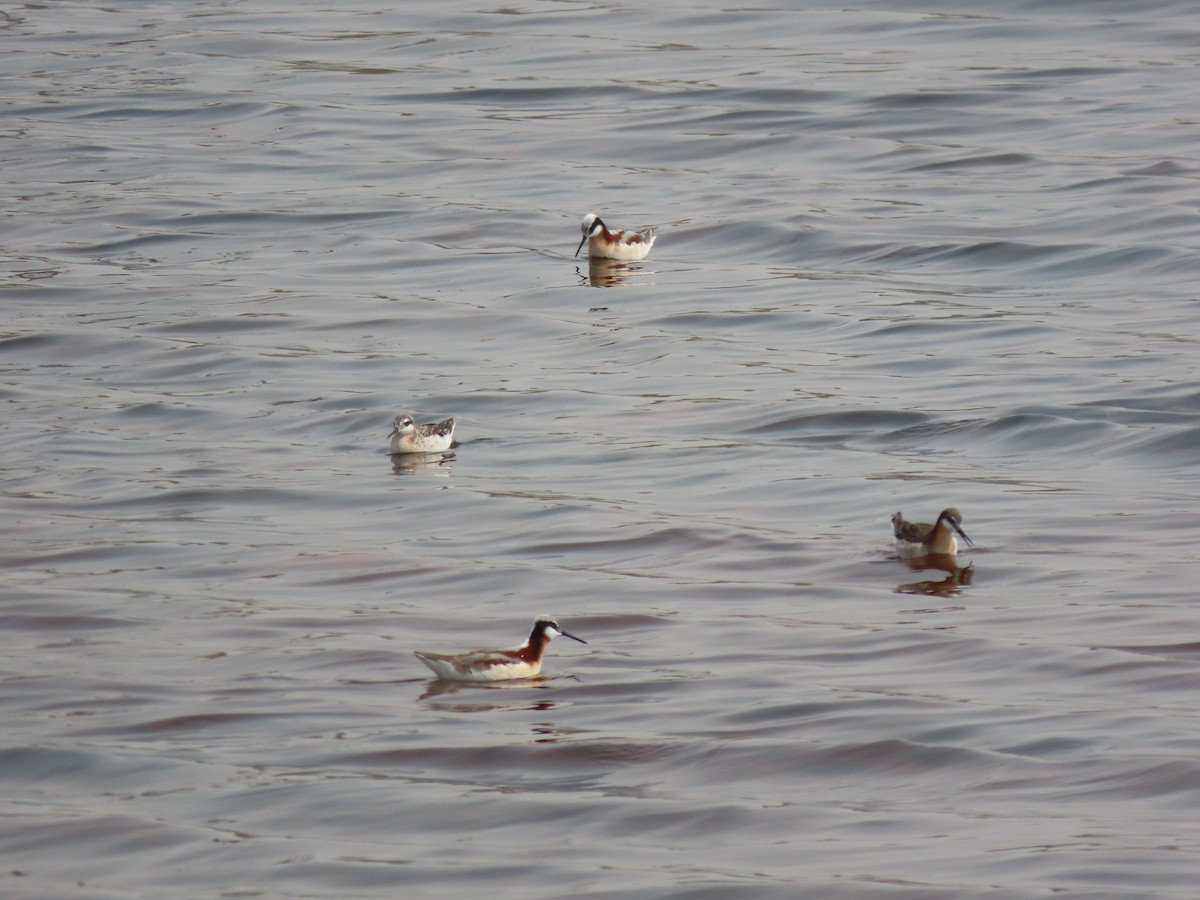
892 507 973 558
575 212 656 260
414 616 587 682
389 413 456 454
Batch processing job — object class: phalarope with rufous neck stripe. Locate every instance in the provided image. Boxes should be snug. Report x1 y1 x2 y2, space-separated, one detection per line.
389 413 456 454
892 507 973 558
414 616 587 682
575 212 656 260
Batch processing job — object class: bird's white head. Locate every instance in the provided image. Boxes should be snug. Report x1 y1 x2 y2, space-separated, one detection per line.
390 414 415 438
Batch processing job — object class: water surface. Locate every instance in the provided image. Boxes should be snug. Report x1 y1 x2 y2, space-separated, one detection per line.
2 1 1199 897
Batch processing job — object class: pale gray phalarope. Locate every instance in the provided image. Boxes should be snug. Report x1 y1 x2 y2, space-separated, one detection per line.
389 413 455 454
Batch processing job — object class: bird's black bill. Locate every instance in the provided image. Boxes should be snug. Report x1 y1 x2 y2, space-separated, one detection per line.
560 629 587 645
574 234 588 257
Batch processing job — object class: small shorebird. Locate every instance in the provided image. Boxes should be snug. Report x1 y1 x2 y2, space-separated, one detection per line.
892 508 973 558
389 413 455 454
414 616 587 682
575 212 656 260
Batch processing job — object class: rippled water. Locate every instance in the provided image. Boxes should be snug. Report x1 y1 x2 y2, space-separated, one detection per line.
3 1 1199 897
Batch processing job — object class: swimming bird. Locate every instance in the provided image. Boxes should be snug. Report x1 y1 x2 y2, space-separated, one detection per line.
575 212 656 261
389 413 455 454
892 507 973 558
414 616 587 682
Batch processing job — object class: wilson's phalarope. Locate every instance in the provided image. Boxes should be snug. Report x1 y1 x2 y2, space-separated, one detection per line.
389 413 455 454
414 616 587 682
892 508 973 558
575 212 656 261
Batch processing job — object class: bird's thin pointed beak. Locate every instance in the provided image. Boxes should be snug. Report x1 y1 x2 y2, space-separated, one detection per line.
574 234 588 257
560 629 587 645
955 525 974 547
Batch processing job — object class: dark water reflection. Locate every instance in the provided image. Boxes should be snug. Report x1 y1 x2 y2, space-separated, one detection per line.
581 258 656 288
3 0 1200 897
895 556 974 597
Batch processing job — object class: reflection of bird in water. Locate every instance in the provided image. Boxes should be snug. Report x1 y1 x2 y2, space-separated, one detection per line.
585 256 634 287
897 561 974 597
414 616 587 683
575 212 656 260
389 413 456 454
391 451 454 476
892 507 973 558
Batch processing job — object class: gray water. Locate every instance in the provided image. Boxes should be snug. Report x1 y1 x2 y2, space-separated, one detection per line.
3 1 1199 897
